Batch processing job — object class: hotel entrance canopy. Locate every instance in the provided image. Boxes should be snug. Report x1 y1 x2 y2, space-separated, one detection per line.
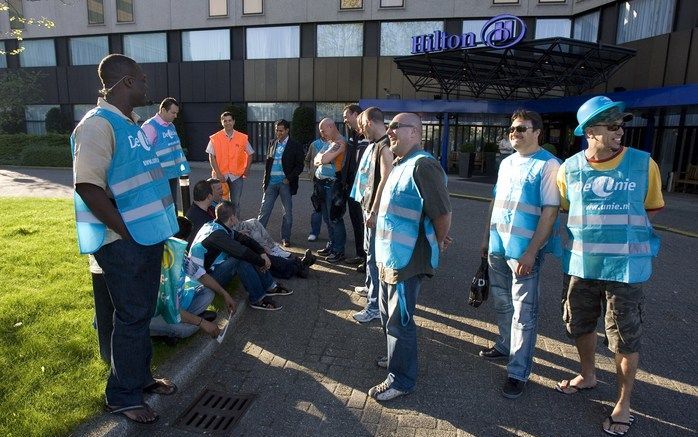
394 37 636 100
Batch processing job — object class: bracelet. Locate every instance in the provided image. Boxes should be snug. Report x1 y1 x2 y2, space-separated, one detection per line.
196 317 202 326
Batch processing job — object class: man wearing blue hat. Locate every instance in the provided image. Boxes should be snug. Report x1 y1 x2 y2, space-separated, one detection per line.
556 96 664 436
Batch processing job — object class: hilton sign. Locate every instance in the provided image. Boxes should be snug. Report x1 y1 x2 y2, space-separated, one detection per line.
411 14 527 54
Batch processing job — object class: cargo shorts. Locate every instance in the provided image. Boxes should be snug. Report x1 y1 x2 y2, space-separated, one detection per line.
561 274 645 354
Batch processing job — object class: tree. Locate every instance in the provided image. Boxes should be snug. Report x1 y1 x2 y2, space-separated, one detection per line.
291 106 316 149
0 70 44 133
221 104 247 134
45 107 71 133
0 1 57 55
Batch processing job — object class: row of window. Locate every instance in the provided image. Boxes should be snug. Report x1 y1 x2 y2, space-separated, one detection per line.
0 0 675 67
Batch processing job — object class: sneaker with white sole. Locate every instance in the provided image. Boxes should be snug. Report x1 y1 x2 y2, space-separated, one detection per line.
353 308 380 323
368 375 409 401
269 245 291 258
249 297 282 311
354 286 369 296
307 234 317 241
376 356 388 368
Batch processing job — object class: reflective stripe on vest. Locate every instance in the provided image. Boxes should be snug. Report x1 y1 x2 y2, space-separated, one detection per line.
350 142 375 203
143 116 190 179
562 147 660 283
71 107 178 254
210 129 249 177
375 149 443 270
189 221 228 270
489 148 562 260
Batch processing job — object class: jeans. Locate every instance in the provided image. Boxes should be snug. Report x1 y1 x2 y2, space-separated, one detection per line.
363 215 379 312
320 183 345 254
488 253 544 382
379 275 422 392
347 198 366 258
226 177 244 217
269 254 302 279
209 256 275 304
149 287 215 338
91 272 112 363
310 210 324 237
168 178 179 213
258 182 293 242
93 239 164 407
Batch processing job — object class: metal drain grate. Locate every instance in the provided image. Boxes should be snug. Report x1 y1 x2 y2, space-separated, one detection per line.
174 389 256 435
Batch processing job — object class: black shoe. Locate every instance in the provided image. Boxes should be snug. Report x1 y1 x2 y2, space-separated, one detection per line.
153 336 179 347
266 284 293 296
326 252 345 264
356 262 366 273
198 310 217 322
297 263 310 278
317 246 333 256
502 377 526 399
479 347 507 360
301 249 317 267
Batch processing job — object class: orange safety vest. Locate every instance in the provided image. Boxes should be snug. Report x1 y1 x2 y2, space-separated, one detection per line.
210 129 250 177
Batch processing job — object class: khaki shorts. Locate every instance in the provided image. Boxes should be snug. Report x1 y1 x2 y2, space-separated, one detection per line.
561 275 645 354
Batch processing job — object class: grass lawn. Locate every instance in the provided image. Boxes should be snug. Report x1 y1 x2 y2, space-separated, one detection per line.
0 198 185 436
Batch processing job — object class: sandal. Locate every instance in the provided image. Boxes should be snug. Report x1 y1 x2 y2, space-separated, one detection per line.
602 415 635 436
555 379 596 395
144 378 177 395
106 403 158 424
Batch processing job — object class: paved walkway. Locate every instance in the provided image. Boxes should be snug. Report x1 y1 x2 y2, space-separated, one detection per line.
2 164 697 436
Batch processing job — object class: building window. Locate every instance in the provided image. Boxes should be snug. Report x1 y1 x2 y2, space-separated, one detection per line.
535 18 571 39
116 0 134 23
182 29 230 61
124 33 167 63
316 103 351 122
539 0 565 3
380 21 443 56
493 0 519 4
25 105 59 135
317 23 363 57
74 104 94 123
246 26 299 59
243 0 263 15
462 20 488 43
209 0 227 16
380 0 404 7
616 0 675 44
19 39 56 67
340 0 362 10
247 103 297 122
87 0 105 25
573 10 599 42
69 36 109 66
8 0 24 30
133 103 159 124
0 42 7 68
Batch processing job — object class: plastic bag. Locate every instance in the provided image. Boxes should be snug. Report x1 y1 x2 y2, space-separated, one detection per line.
468 257 489 308
155 237 187 324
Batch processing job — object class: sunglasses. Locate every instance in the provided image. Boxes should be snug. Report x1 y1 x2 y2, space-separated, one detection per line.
387 121 417 130
592 123 624 132
508 126 534 133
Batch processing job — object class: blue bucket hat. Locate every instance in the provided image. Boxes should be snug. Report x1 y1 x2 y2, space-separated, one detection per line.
574 96 627 136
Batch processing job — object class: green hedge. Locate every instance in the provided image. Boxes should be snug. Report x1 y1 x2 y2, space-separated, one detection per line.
0 134 71 166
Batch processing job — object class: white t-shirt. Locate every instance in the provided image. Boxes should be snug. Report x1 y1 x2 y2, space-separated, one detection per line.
495 150 561 208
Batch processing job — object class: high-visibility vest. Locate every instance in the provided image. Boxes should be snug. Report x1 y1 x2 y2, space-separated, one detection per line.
71 108 178 254
489 148 562 260
210 129 249 177
375 150 443 270
143 116 190 179
350 142 375 203
563 147 660 283
189 221 229 271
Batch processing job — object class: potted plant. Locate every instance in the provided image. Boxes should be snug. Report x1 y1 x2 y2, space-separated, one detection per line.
483 141 499 176
458 142 476 178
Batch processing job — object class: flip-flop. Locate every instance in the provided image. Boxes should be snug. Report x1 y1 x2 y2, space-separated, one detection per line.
602 415 635 436
144 378 178 395
555 379 596 394
106 403 159 424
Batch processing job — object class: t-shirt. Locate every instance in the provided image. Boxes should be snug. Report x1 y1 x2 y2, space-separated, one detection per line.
380 155 452 285
73 98 142 246
557 147 664 211
205 131 255 182
140 113 168 146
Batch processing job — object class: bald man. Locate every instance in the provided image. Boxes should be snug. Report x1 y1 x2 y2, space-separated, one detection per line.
370 112 452 401
313 118 348 263
72 54 178 424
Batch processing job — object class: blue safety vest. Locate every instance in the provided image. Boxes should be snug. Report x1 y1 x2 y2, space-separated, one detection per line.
143 116 190 180
71 108 178 254
375 149 442 270
189 221 229 271
563 147 660 283
489 148 563 260
350 142 375 203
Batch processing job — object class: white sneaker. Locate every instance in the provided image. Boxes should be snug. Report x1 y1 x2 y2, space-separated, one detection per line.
269 245 291 258
307 234 317 241
368 375 409 401
353 308 380 323
354 286 369 296
376 356 388 368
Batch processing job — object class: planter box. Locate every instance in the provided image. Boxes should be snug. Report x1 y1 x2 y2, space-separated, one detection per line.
458 152 475 178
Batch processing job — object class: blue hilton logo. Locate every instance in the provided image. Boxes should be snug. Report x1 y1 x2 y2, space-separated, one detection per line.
411 15 526 54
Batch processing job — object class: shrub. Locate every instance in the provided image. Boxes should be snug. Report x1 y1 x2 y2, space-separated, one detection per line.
45 108 72 134
20 144 72 167
0 134 71 166
291 106 315 149
221 104 247 134
459 142 476 153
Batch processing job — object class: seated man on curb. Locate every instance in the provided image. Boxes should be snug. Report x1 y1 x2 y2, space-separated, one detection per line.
150 217 238 343
189 200 292 311
187 178 317 279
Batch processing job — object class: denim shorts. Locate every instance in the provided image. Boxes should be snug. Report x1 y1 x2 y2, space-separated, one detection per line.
561 275 645 354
